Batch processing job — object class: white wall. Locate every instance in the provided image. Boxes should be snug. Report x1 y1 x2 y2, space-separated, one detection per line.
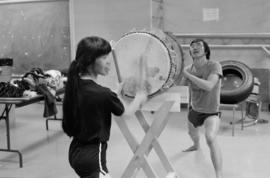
73 0 150 43
163 0 270 33
72 0 270 109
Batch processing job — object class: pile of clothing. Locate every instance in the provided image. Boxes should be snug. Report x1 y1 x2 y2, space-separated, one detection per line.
0 68 66 117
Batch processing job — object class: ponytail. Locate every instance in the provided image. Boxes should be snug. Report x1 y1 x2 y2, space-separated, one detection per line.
62 36 112 137
62 60 81 137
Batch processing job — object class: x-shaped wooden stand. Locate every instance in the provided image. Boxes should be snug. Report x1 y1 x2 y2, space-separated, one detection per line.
114 100 176 178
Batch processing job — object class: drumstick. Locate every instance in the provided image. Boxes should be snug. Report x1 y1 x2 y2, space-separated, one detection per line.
138 38 152 90
138 50 149 92
138 56 144 90
112 49 122 83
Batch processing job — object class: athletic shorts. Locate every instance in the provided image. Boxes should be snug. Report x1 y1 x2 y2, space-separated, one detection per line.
188 108 221 128
69 139 109 178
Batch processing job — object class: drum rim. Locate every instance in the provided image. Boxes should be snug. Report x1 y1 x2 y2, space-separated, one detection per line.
116 31 183 98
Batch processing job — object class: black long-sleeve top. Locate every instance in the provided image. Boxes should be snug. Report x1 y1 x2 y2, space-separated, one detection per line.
75 79 124 143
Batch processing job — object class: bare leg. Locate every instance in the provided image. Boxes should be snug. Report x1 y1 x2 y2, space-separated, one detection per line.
204 115 222 178
183 121 200 152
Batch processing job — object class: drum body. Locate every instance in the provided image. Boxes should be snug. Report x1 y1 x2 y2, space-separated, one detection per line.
113 31 184 98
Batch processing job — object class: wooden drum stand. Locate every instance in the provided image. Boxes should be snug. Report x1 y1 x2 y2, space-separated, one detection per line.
114 91 180 178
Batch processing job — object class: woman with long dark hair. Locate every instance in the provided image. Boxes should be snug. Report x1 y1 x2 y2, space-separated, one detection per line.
62 36 147 178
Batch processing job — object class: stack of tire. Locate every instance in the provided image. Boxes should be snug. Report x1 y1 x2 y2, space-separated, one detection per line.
220 60 254 104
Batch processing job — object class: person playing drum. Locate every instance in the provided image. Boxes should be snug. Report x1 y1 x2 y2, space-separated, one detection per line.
181 39 223 178
62 36 147 178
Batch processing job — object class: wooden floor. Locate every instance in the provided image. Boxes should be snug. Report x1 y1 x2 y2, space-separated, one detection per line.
0 103 269 178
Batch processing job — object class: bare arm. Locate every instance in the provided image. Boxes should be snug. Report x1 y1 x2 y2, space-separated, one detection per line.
114 83 147 117
183 67 220 92
122 91 147 116
179 76 189 86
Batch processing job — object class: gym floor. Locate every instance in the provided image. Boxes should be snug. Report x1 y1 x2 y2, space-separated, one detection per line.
0 103 269 178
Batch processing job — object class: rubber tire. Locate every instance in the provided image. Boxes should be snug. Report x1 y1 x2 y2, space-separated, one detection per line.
220 60 254 104
0 58 13 66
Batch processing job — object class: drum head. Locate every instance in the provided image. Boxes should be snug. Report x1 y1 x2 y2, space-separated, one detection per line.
114 32 171 97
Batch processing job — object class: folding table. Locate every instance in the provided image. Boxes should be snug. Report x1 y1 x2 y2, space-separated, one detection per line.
0 88 64 167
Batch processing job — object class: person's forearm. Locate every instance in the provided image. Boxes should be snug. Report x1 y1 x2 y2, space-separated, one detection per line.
116 93 145 117
123 96 143 116
185 72 214 91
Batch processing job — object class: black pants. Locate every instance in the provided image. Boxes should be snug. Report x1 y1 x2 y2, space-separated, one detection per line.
188 107 220 128
69 139 108 178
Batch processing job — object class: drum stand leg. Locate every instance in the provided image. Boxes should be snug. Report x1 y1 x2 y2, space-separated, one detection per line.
114 101 177 178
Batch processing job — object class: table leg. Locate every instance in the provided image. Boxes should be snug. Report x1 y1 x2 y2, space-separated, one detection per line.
241 103 244 130
232 106 235 136
46 115 62 130
0 104 23 167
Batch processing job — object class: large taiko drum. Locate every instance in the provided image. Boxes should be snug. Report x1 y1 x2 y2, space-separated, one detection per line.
113 30 184 98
